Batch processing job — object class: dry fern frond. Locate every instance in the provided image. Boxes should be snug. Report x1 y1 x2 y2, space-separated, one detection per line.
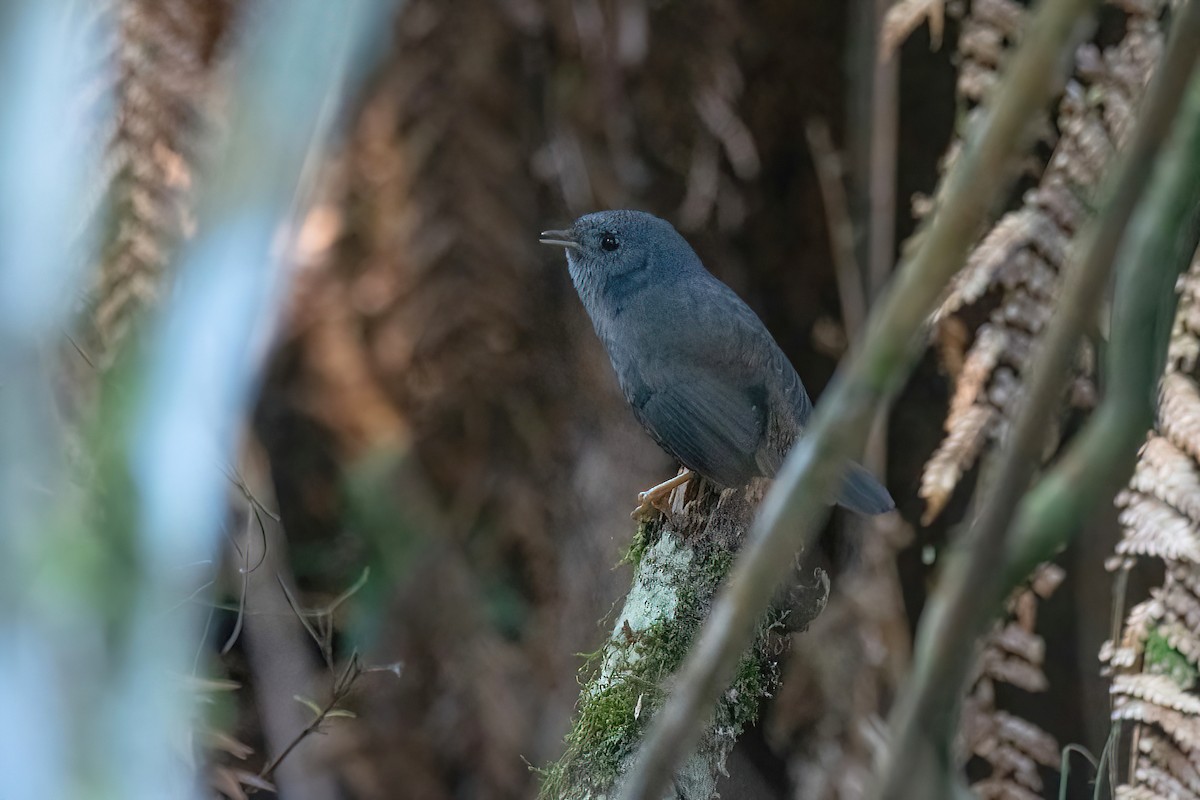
881 0 945 58
920 1 1169 523
1112 694 1200 755
1113 673 1200 715
1115 490 1200 563
1134 730 1200 796
1160 371 1200 460
89 0 234 360
955 0 1028 105
920 405 997 524
1117 786 1180 800
963 564 1064 797
1129 434 1200 520
1103 255 1200 798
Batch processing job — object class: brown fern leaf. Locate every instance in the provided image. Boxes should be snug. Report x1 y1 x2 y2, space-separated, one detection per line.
955 0 1027 106
881 0 945 57
1115 489 1200 563
1128 434 1200 519
920 1 1169 523
90 0 234 360
1131 730 1200 797
1160 371 1200 460
963 564 1064 798
1102 254 1200 798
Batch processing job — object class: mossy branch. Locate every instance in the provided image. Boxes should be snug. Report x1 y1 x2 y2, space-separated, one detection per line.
615 1 1098 797
539 483 827 800
874 4 1200 798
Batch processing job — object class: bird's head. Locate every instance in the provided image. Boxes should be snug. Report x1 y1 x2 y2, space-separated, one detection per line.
539 210 698 309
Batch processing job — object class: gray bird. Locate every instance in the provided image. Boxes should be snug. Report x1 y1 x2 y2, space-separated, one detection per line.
540 209 894 518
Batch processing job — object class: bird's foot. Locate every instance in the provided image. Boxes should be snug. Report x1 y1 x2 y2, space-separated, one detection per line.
631 470 693 520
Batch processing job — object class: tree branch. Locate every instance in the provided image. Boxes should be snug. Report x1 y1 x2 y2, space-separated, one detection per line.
539 482 829 800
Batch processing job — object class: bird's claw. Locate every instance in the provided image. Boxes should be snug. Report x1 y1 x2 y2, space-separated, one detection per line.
631 491 670 520
630 470 693 520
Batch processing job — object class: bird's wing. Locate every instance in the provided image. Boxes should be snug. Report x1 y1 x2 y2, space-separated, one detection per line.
623 274 815 487
650 279 892 512
633 370 766 489
688 280 813 424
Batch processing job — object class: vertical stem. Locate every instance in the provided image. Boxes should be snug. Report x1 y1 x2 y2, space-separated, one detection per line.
867 0 899 302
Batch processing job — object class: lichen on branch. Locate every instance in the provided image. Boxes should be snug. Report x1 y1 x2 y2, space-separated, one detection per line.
538 480 825 800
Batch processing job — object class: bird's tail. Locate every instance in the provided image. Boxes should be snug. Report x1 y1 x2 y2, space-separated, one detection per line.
836 462 895 515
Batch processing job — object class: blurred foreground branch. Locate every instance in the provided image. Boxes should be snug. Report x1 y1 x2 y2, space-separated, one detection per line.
0 6 102 793
615 0 1099 797
0 1 394 797
874 3 1200 797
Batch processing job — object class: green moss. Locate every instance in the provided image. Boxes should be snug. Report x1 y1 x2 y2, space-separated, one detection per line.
537 622 675 797
622 523 649 569
570 681 653 772
701 549 733 583
1145 627 1198 690
538 536 781 798
621 516 664 569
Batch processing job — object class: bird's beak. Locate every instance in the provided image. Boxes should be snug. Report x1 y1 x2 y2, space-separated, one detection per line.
539 229 580 251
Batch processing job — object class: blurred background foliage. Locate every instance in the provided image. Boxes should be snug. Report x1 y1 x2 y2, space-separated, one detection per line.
5 0 1199 798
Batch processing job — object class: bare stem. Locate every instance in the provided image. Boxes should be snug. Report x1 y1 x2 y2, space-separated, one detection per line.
807 118 868 338
615 1 1099 797
259 655 363 783
866 0 899 302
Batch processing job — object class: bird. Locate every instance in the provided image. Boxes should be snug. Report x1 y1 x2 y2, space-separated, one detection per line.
539 209 894 519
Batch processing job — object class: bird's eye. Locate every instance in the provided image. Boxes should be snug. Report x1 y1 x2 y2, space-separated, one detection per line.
600 233 620 252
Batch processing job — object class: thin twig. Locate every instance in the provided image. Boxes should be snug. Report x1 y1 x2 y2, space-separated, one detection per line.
221 506 257 655
277 574 334 672
319 566 370 617
258 654 363 783
193 599 217 676
273 566 370 672
875 7 1200 798
1107 565 1133 794
866 0 900 475
64 330 97 370
867 0 899 302
807 118 867 338
225 465 284 522
159 579 217 619
615 1 1099 797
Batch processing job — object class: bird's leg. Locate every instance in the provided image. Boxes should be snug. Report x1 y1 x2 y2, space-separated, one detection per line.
632 469 693 520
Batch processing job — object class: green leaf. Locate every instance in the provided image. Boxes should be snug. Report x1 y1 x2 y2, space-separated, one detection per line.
293 695 324 717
